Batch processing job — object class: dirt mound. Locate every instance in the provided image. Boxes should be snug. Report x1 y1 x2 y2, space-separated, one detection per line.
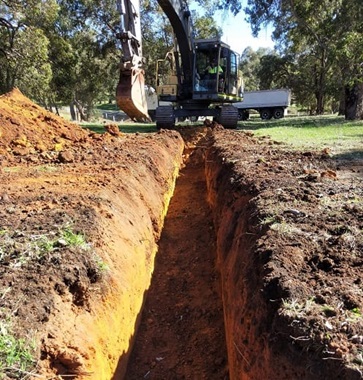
0 88 185 379
0 89 93 162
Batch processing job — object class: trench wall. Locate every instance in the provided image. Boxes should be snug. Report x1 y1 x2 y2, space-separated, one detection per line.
204 132 353 380
39 132 184 379
205 143 270 379
205 138 313 379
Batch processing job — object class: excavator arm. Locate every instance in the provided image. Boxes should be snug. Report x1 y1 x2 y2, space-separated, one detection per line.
116 0 150 122
157 0 194 97
116 0 194 121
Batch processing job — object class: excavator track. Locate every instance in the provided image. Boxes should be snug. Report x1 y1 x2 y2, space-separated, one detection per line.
217 105 239 129
116 68 151 122
155 105 175 129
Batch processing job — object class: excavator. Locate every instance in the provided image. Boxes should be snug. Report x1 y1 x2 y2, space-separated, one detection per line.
116 0 242 129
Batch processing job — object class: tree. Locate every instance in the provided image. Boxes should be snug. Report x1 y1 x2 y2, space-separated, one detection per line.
0 0 57 98
243 0 363 119
334 3 363 119
46 0 120 119
193 14 222 39
194 0 242 15
0 0 121 119
258 53 291 90
239 47 273 91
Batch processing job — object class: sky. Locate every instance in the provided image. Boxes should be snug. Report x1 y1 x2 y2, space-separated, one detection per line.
189 1 275 55
215 10 275 55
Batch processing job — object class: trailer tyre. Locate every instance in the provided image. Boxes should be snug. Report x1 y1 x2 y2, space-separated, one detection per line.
238 109 249 121
260 108 272 120
273 107 284 119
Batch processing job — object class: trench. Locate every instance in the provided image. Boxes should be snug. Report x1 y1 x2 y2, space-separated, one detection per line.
40 128 343 379
124 132 229 379
79 128 353 380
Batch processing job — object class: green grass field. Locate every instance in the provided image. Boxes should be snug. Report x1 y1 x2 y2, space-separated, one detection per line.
81 122 157 134
237 115 363 160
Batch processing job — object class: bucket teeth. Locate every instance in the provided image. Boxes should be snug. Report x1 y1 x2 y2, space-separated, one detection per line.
116 68 151 122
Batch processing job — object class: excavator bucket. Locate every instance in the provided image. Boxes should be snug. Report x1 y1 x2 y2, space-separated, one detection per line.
116 68 151 122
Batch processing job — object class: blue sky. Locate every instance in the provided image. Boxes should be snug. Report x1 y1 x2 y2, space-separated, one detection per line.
215 9 274 55
190 1 274 55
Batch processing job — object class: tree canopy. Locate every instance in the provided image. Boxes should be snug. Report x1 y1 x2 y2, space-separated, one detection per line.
0 0 222 119
1 0 363 119
243 0 363 118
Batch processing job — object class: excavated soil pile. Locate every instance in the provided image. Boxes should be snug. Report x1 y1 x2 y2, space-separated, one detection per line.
0 88 93 165
0 88 362 380
0 89 184 379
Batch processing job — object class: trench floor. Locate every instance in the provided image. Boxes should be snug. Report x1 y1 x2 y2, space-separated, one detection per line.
124 147 229 379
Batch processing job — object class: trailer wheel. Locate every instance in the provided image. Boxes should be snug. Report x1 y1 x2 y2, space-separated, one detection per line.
273 108 284 119
238 109 249 121
260 108 272 120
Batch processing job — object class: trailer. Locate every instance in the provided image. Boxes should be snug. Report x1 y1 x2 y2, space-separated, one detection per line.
235 89 291 120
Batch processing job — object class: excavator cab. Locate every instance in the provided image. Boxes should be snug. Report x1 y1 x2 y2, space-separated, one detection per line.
155 39 243 128
156 51 178 99
193 39 240 100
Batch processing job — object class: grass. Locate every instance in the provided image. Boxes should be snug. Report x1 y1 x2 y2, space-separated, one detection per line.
237 115 363 158
280 297 316 318
67 111 363 160
270 221 304 236
2 167 22 173
34 165 59 173
0 227 91 267
60 228 89 250
81 122 157 134
353 349 363 365
96 103 119 111
0 319 36 378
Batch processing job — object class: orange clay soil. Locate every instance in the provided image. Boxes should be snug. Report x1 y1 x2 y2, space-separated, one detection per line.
0 89 363 380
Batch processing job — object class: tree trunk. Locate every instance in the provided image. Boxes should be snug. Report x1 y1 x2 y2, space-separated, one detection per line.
356 82 363 119
313 49 327 115
53 103 60 116
315 90 324 115
338 87 345 115
70 102 77 121
74 100 87 121
345 82 363 120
